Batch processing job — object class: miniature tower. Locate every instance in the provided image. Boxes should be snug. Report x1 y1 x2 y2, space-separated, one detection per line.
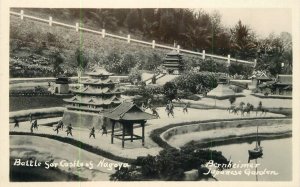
163 50 184 74
62 68 123 128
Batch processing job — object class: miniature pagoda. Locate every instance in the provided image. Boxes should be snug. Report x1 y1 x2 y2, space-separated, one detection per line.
163 50 184 74
62 68 123 128
52 75 70 94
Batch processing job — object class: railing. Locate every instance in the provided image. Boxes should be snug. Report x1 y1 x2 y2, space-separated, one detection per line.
10 10 256 66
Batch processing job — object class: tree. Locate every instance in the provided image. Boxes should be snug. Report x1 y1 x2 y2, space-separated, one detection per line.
229 96 236 105
173 72 218 94
230 20 257 60
75 48 88 71
87 9 118 30
125 9 143 32
163 82 178 101
128 67 142 85
52 51 64 76
256 32 292 76
228 63 253 79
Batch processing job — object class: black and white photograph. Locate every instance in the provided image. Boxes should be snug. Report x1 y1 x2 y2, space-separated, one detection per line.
1 0 299 185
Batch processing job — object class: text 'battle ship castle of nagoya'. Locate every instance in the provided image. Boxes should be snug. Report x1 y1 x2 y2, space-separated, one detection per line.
62 68 123 128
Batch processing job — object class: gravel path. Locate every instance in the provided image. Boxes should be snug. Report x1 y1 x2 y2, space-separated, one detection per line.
10 107 285 159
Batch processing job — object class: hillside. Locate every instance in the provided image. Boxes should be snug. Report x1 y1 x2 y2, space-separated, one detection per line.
9 9 252 78
10 13 166 77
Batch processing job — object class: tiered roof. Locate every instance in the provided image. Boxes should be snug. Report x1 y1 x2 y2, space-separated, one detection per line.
55 75 69 84
73 86 122 95
85 68 113 76
276 74 292 85
64 68 123 113
163 50 184 72
104 102 156 121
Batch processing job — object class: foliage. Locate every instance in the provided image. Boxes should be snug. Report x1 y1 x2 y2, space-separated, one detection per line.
133 155 159 179
125 9 143 32
228 63 253 79
51 51 64 76
163 82 178 101
9 86 51 96
75 48 88 71
128 67 142 84
200 58 228 73
228 96 236 104
173 72 218 94
110 166 143 181
111 144 230 181
256 32 292 76
230 20 257 60
10 8 292 78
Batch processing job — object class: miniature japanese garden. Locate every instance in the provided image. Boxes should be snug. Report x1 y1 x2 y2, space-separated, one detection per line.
9 8 292 181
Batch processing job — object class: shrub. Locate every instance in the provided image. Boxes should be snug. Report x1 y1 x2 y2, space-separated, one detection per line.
229 96 236 104
228 63 253 79
133 155 159 179
110 166 143 181
229 85 244 93
128 67 142 84
173 72 218 94
163 82 177 101
199 58 228 73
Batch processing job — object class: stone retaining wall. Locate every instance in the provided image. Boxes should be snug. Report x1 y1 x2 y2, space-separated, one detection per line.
162 118 291 141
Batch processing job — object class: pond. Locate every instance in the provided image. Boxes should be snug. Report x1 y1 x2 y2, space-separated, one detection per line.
10 135 118 181
209 137 292 181
9 95 70 111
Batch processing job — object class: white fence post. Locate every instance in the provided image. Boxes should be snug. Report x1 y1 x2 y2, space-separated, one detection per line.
202 50 205 60
177 45 180 52
254 59 257 67
20 10 24 20
75 23 79 32
227 55 231 65
152 40 155 49
102 29 105 38
127 35 130 43
49 16 52 26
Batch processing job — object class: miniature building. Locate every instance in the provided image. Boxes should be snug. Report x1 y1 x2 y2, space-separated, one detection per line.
257 80 276 94
163 50 184 74
52 75 70 94
62 68 123 128
274 74 292 95
207 75 237 99
251 73 273 89
256 74 292 96
103 102 156 148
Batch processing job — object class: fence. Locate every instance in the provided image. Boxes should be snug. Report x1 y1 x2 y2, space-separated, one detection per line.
10 10 256 67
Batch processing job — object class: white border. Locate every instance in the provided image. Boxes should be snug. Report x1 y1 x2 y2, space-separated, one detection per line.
1 0 299 187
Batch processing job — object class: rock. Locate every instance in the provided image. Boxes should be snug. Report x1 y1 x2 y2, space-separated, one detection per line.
184 169 198 181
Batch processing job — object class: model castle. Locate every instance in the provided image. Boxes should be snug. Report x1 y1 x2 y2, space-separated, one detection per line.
62 68 123 128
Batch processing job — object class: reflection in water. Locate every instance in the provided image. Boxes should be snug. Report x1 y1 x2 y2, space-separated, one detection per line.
211 137 292 181
248 155 263 181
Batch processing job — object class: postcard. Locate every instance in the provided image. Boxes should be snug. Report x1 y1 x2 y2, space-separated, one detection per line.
1 0 299 187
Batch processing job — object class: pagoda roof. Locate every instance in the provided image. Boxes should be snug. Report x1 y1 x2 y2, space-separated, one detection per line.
207 84 235 97
85 68 113 76
73 86 122 94
79 78 116 85
276 74 292 85
65 105 103 112
166 50 182 56
103 102 157 121
64 95 122 105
